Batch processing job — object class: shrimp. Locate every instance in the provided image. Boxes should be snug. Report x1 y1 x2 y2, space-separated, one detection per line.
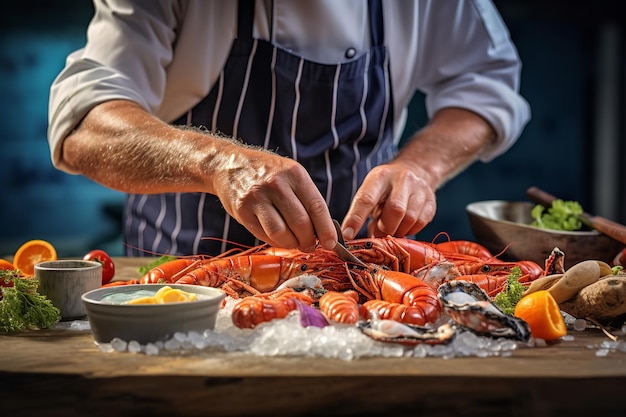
318 290 360 324
231 288 314 329
349 265 442 325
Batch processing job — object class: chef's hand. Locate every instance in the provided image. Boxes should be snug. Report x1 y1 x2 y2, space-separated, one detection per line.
211 145 338 252
340 108 495 239
341 161 437 239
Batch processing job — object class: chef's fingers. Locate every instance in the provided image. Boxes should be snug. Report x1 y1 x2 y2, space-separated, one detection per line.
341 170 388 240
271 185 335 252
298 197 338 252
370 187 436 237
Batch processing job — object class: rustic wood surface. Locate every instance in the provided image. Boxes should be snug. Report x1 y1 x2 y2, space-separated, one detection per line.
1 257 625 417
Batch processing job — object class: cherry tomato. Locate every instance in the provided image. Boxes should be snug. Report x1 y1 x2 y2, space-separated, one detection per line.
83 249 115 285
0 258 15 288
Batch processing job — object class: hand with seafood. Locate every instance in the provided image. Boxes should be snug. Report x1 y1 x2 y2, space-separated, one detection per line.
48 1 529 256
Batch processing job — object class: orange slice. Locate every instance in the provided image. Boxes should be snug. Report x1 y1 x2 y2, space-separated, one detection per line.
13 239 58 277
125 296 158 305
514 290 566 341
0 259 15 270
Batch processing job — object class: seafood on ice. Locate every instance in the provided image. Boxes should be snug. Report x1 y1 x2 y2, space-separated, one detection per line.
437 280 531 342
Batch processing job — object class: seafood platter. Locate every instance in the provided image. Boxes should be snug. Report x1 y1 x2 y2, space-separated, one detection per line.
85 226 626 358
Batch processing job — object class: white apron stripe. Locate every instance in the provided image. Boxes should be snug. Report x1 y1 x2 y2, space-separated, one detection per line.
290 58 304 160
211 74 224 131
366 49 390 171
192 192 206 254
136 194 148 254
325 63 342 203
263 47 278 150
351 52 371 196
170 193 182 254
124 194 134 255
151 194 167 253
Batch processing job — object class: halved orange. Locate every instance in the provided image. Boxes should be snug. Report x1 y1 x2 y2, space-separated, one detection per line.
514 290 566 341
13 239 58 277
0 259 14 270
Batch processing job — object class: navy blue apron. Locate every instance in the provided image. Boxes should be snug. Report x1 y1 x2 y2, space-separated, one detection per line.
124 0 396 256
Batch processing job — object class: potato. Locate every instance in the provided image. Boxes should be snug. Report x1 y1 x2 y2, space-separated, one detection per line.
547 260 611 303
559 276 626 321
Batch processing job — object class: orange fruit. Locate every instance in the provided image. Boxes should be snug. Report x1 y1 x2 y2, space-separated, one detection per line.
0 259 14 270
514 290 566 341
13 239 58 277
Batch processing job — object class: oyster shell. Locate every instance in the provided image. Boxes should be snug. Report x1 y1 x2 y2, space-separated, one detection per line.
358 319 456 346
438 280 530 342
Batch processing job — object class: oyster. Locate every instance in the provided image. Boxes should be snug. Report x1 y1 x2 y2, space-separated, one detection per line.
438 280 530 342
358 319 456 346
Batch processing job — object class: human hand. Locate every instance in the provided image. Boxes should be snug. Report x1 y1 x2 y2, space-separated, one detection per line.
340 162 437 239
211 144 337 252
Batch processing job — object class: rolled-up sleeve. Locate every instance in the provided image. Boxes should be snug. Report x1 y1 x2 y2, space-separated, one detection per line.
409 0 530 161
47 0 179 173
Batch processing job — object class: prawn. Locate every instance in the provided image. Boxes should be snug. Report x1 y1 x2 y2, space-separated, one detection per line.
231 288 314 329
318 290 360 324
349 265 442 326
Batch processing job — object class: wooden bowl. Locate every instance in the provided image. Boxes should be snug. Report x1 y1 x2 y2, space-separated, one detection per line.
466 200 624 270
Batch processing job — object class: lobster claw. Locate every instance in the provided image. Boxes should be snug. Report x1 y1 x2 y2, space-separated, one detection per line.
332 219 368 268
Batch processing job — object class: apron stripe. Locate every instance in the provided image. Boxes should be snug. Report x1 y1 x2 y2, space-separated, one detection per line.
136 194 148 254
325 63 342 203
211 74 224 131
366 49 391 172
352 51 371 197
263 47 278 150
169 193 182 254
192 193 206 254
152 194 166 253
290 58 304 161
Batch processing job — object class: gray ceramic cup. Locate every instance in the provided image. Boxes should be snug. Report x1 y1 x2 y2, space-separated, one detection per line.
35 260 102 320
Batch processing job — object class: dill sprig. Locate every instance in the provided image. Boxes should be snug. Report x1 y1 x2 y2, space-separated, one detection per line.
0 269 61 332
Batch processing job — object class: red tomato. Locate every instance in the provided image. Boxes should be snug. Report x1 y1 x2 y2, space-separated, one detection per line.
0 258 15 288
83 249 115 285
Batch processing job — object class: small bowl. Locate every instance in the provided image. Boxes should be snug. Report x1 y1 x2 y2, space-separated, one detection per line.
82 284 225 344
466 200 624 270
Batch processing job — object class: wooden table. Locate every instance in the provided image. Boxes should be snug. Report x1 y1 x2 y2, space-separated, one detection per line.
1 258 625 417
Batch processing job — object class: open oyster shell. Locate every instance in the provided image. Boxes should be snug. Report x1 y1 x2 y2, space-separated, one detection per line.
438 280 530 342
358 319 456 346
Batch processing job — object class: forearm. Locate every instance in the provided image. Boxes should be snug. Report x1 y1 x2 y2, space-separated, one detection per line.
61 100 235 194
393 107 496 190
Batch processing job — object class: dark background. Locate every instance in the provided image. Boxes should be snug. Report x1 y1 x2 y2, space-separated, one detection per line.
1 1 624 258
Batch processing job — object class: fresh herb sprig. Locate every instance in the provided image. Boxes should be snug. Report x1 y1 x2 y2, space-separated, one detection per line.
493 266 525 315
0 270 61 333
530 199 583 231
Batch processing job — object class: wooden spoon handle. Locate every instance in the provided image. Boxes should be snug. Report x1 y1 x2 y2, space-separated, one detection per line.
526 186 626 246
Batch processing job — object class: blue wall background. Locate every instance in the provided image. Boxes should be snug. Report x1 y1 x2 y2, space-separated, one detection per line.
0 1 624 258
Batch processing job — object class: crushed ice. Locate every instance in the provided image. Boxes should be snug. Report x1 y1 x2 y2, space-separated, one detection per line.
91 297 522 360
57 300 626 360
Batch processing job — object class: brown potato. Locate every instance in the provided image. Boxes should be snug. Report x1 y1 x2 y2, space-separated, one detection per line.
559 276 626 321
547 260 610 303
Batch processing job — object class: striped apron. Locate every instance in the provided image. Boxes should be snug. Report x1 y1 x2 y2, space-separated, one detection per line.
124 0 396 256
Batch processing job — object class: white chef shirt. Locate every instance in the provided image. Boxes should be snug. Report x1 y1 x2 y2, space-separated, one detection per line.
48 0 530 173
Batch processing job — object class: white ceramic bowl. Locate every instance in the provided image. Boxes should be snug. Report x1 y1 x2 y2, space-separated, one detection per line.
82 284 225 344
466 200 624 270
